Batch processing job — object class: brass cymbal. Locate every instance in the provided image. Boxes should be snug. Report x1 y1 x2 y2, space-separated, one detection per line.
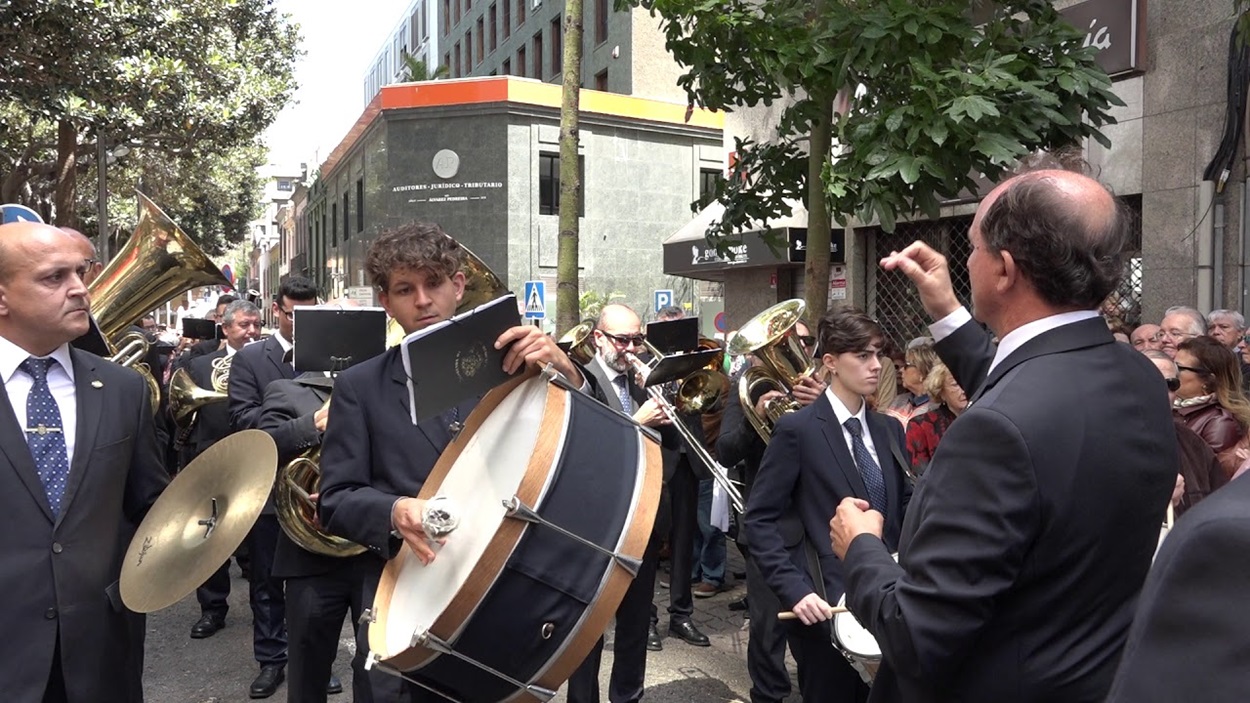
120 430 278 613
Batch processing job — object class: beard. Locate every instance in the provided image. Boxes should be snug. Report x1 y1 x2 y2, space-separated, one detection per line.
602 345 632 374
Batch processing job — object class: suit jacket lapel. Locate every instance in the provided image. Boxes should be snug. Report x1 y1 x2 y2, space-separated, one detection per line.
586 357 624 413
57 348 104 525
969 317 1113 406
266 337 291 380
389 350 449 451
866 411 903 519
0 369 54 522
815 394 870 498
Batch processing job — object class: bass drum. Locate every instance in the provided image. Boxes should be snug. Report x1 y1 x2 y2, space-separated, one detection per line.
369 372 663 702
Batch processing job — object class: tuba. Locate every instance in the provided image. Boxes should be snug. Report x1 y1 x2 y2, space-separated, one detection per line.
556 320 598 364
276 240 507 557
89 192 230 409
727 299 816 443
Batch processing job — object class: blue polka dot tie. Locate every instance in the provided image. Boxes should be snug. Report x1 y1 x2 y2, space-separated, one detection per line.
615 375 635 414
844 417 887 514
20 357 70 516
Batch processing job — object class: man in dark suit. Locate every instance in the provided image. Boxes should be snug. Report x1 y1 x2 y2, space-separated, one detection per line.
318 222 590 702
258 374 360 701
567 303 679 703
0 222 168 703
745 307 912 703
716 319 821 703
1105 472 1250 702
227 277 318 698
184 300 262 641
172 294 237 372
831 169 1178 703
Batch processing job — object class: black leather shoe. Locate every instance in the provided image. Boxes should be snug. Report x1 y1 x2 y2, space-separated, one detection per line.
646 623 663 651
669 620 710 647
327 674 343 695
249 665 285 699
727 596 749 612
189 613 225 639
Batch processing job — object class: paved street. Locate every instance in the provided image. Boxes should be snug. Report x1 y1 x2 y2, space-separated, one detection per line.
143 550 800 702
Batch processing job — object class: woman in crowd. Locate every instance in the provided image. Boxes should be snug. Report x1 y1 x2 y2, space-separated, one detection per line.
888 339 938 424
1173 336 1250 478
904 363 967 475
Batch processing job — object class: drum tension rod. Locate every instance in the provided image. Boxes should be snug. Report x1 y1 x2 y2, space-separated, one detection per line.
197 497 219 539
501 496 642 577
405 631 558 702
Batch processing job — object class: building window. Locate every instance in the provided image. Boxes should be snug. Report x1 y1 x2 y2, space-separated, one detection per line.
533 30 543 79
550 16 561 77
445 51 452 76
276 180 293 192
476 18 485 63
443 0 451 35
454 42 461 77
489 4 498 52
517 0 525 26
538 152 584 216
594 69 607 91
454 0 460 25
342 192 350 240
465 30 472 71
698 168 721 207
356 179 364 232
517 45 527 78
502 58 511 75
331 202 337 246
595 0 608 44
503 0 511 38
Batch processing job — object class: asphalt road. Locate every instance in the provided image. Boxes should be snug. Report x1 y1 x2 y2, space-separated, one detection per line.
141 555 800 703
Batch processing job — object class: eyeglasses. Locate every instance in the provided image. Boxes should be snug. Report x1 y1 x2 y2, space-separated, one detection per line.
600 331 647 348
1164 377 1181 392
797 335 816 347
1155 329 1197 342
1176 364 1209 375
277 307 295 320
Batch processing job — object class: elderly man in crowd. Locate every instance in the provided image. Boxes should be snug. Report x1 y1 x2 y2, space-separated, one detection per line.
1207 310 1246 350
1158 306 1206 359
1130 324 1162 353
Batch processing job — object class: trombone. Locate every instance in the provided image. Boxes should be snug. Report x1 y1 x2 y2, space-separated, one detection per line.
624 345 745 514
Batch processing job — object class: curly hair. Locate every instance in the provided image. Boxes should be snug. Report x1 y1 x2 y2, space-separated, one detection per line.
979 172 1130 309
923 363 956 401
365 222 464 292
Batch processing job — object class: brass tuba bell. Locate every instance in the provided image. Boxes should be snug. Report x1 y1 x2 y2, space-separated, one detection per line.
556 320 598 365
727 299 816 443
168 366 229 429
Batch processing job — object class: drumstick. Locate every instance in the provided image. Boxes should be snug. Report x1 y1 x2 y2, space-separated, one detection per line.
777 605 850 620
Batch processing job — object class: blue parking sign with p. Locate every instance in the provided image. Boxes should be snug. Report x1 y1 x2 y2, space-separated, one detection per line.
654 289 674 313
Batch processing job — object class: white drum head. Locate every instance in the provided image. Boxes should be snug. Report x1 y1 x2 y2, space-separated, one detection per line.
380 377 553 658
832 595 882 658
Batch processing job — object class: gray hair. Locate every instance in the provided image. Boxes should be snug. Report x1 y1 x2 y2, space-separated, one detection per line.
906 336 934 351
1208 309 1246 330
655 305 684 321
1162 306 1206 336
1142 349 1177 373
222 299 261 326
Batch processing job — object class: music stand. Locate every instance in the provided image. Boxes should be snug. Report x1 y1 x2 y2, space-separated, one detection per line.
644 348 721 387
646 317 699 354
292 307 388 374
181 318 218 341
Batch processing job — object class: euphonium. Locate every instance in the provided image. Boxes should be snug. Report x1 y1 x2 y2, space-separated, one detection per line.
168 366 228 429
557 320 597 364
89 192 230 410
727 299 815 443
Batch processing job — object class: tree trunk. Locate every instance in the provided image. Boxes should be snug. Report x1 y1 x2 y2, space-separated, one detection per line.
53 119 79 228
554 0 584 335
803 96 834 319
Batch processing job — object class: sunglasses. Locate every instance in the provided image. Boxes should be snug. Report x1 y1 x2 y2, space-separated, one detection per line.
1164 377 1181 392
601 331 647 347
1176 364 1209 376
797 335 816 347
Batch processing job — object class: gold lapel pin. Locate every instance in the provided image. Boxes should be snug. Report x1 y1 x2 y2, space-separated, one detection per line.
91 380 104 388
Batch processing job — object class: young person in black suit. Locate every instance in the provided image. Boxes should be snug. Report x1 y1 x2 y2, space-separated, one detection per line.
831 169 1178 703
716 319 822 703
744 307 912 703
227 278 318 698
317 222 591 702
0 222 168 703
186 300 263 643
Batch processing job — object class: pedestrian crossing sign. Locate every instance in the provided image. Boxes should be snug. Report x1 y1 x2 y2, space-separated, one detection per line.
523 280 546 319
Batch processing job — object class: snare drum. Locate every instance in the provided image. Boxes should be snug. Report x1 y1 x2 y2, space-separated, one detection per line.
368 373 662 702
832 597 881 684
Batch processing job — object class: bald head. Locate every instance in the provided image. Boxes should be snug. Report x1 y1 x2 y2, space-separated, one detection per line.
977 169 1128 310
598 303 641 331
0 222 80 282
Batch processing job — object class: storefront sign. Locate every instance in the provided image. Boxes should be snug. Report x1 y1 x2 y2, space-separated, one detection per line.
1060 0 1144 79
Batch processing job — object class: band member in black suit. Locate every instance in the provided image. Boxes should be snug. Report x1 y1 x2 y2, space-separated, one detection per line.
176 293 237 368
0 222 168 703
258 374 358 701
187 300 264 642
227 277 317 698
745 307 911 703
832 169 1178 703
567 303 676 703
318 222 590 702
716 320 822 703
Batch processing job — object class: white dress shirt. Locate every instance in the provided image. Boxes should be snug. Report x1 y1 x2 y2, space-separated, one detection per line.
596 354 635 413
929 307 1101 376
824 385 880 469
0 335 77 466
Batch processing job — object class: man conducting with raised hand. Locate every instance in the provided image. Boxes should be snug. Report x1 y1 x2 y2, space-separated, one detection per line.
830 169 1178 703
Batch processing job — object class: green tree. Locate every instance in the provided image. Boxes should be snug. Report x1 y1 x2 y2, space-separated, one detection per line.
398 53 450 81
556 2 587 334
0 0 299 228
634 0 1122 318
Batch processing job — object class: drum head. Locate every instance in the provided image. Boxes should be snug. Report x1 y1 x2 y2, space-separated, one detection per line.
832 595 882 658
376 375 551 660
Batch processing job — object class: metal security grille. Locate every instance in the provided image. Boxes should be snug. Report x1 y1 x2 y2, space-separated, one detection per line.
1102 195 1144 328
867 215 974 350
